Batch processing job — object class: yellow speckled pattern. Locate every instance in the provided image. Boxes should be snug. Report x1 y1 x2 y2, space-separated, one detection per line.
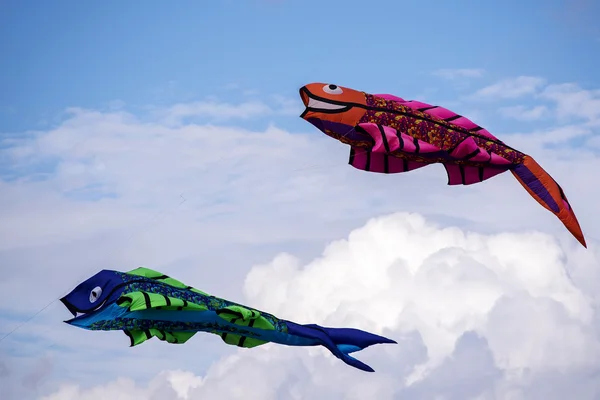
362 94 525 165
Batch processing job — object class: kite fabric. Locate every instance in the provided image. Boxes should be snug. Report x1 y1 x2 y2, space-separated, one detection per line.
299 83 586 248
60 267 396 372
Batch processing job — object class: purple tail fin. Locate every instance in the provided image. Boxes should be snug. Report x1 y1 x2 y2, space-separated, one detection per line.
511 156 586 247
286 322 396 372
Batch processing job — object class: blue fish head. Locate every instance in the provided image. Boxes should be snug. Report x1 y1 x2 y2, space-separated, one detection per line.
60 270 125 324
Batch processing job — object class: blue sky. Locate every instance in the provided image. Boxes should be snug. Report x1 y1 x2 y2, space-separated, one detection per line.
1 0 599 133
2 1 600 399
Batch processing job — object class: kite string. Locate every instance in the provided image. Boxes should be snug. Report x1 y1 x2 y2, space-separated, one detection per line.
0 145 366 343
0 135 100 345
0 132 217 345
0 192 190 345
0 301 57 344
0 124 371 345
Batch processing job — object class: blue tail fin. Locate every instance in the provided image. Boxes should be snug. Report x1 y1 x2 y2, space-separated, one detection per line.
286 322 396 372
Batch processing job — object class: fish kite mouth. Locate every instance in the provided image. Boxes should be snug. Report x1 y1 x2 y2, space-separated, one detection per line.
299 87 352 117
60 297 108 322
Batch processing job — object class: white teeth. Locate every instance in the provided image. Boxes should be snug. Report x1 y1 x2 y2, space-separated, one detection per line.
308 98 346 110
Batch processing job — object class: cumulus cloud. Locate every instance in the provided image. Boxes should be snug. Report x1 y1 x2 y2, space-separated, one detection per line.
40 212 600 399
432 68 485 80
147 90 299 126
159 100 274 125
473 76 546 99
40 370 202 400
2 76 600 399
270 94 303 116
498 105 549 121
540 83 600 122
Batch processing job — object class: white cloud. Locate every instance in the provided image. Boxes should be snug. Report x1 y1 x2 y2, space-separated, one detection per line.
503 124 594 151
472 78 600 127
40 370 202 400
152 93 301 125
159 100 273 125
498 105 549 121
473 76 546 99
433 68 485 80
39 212 600 399
2 77 600 399
540 83 600 122
270 94 303 115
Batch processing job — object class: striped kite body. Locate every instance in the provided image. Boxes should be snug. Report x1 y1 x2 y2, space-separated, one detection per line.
299 83 586 247
60 267 395 372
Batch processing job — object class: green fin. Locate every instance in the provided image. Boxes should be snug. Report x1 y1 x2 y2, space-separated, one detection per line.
216 305 259 321
216 305 275 331
124 329 196 346
158 330 196 344
212 306 274 348
127 267 167 279
219 332 269 349
126 267 209 296
116 291 208 312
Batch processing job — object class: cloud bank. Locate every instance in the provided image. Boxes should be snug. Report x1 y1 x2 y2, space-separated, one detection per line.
39 212 600 400
473 76 547 99
1 74 599 399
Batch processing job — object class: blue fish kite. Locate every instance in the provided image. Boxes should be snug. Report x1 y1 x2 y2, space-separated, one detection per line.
60 267 396 372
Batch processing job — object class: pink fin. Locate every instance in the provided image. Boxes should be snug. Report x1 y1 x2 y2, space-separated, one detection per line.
444 164 507 185
349 147 430 174
449 137 512 166
397 131 440 154
490 153 512 166
389 98 501 142
356 123 400 153
449 137 491 163
357 123 441 154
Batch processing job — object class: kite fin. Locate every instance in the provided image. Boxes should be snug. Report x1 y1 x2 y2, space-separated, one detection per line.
444 164 507 185
214 305 275 348
216 305 261 322
218 331 269 349
356 123 441 154
443 137 512 185
124 329 196 346
215 306 276 330
116 291 208 312
126 267 209 295
349 147 431 174
511 155 586 247
286 322 396 372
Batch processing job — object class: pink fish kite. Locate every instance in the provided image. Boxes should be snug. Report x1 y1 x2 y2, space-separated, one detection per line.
299 83 586 248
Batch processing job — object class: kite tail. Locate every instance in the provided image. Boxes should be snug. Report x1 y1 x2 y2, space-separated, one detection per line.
286 322 396 372
511 155 586 248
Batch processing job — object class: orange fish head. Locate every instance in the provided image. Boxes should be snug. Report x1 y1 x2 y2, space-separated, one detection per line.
299 83 368 141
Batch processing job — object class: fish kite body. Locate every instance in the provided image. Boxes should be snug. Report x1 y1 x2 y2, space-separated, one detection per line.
299 83 586 247
60 267 396 372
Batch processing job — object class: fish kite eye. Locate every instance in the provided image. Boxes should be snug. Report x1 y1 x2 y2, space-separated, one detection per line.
89 286 102 303
323 84 343 95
